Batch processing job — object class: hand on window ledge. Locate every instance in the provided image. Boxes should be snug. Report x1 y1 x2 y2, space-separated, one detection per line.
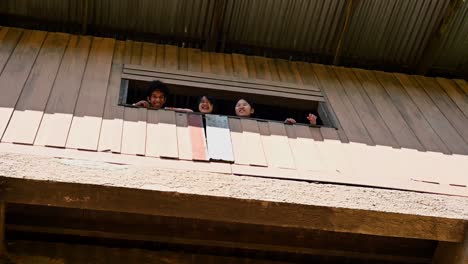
165 107 194 113
307 113 317 125
133 100 149 108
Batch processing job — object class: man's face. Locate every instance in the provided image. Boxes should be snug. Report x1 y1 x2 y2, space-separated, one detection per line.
148 90 166 109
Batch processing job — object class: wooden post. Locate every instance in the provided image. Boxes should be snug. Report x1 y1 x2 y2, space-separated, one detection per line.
432 227 467 264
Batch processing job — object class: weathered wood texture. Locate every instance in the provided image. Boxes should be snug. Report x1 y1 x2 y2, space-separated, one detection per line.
0 28 467 197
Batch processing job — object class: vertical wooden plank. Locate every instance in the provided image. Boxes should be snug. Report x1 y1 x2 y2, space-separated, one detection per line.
275 59 296 83
436 78 468 118
187 48 202 72
453 79 467 95
35 36 92 147
310 63 372 145
2 33 70 144
176 112 193 160
332 67 398 147
0 28 23 74
141 42 156 67
223 53 234 76
155 44 165 68
253 56 272 80
228 117 248 165
395 73 466 154
145 110 160 157
121 107 147 155
66 37 115 150
130 41 142 65
232 53 249 79
240 119 267 167
245 56 257 79
201 52 211 73
146 110 178 158
286 125 323 171
415 76 468 143
164 45 178 70
209 52 226 75
0 30 46 139
377 72 450 153
97 40 126 153
354 69 424 151
205 114 234 162
267 58 281 81
315 127 353 177
261 122 295 169
296 61 348 142
178 47 188 71
188 114 208 161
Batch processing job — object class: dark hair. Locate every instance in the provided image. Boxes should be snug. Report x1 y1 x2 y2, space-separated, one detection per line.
197 95 216 106
147 80 169 98
236 98 254 109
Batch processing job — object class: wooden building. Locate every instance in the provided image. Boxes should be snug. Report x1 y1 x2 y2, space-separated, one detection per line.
0 1 467 263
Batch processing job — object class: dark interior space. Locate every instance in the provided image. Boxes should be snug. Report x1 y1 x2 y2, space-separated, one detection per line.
124 79 323 126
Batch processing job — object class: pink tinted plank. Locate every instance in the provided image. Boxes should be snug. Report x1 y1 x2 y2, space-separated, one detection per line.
146 110 178 158
436 78 468 118
240 119 267 167
415 76 468 143
395 73 466 154
205 114 234 162
188 113 208 161
355 69 423 151
2 33 69 144
332 67 398 148
35 36 92 147
0 30 46 139
145 110 160 157
97 40 126 153
187 48 202 72
0 28 23 74
121 107 147 155
176 112 193 160
228 117 249 165
66 37 115 150
260 121 295 169
312 127 353 177
285 125 323 171
141 42 156 67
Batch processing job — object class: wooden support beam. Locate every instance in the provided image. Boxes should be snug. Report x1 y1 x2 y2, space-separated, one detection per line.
416 0 464 75
204 0 227 51
332 0 360 65
432 227 468 264
0 177 465 242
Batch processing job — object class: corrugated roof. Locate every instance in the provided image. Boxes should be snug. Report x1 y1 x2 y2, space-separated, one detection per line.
1 0 467 76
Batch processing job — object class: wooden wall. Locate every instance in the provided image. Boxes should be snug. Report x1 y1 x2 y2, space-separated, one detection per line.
0 27 467 196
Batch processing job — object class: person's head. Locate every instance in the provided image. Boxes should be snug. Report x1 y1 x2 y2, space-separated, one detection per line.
197 95 215 114
146 80 169 109
235 98 254 117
